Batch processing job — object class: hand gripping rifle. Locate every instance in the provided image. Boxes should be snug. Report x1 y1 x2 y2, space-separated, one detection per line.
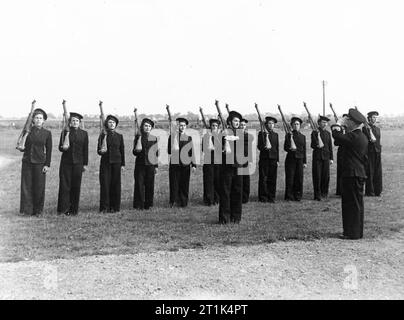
215 100 231 154
134 108 142 152
303 101 324 148
16 100 36 151
355 106 376 142
61 100 70 150
99 100 108 153
255 103 271 149
166 104 179 151
278 104 297 150
200 107 214 151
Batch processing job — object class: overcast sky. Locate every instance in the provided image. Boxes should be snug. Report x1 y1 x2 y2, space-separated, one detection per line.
0 0 403 118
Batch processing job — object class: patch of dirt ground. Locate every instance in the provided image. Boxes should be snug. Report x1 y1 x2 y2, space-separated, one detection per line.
1 230 403 299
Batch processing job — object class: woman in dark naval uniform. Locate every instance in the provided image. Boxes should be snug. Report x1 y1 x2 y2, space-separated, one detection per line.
133 118 158 210
57 112 89 215
19 108 52 216
97 115 125 213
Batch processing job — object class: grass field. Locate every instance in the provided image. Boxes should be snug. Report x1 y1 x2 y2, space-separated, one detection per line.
0 127 403 263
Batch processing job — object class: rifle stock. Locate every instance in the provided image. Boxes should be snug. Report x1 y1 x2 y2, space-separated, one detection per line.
199 107 209 129
329 103 338 123
16 100 36 151
255 103 271 149
166 104 179 150
278 104 296 150
61 100 70 150
99 101 107 152
303 102 324 148
215 100 231 153
134 108 142 151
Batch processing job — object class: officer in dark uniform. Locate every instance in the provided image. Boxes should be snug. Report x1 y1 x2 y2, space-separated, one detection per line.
97 115 125 213
19 108 52 216
240 118 254 204
332 109 368 239
284 117 307 201
168 117 196 207
202 118 222 206
334 120 347 196
311 115 333 201
257 116 279 203
133 118 159 210
219 110 244 224
363 111 382 196
57 112 89 215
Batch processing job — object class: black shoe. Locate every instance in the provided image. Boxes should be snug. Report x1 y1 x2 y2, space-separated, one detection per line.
314 197 321 201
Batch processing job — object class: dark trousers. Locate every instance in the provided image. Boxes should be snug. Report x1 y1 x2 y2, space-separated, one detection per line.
258 159 278 202
57 163 84 214
336 148 343 195
219 166 243 224
20 162 46 215
99 163 122 212
134 165 155 210
169 164 191 207
341 177 365 239
242 174 250 203
284 158 304 201
365 152 382 196
203 164 220 205
312 159 330 199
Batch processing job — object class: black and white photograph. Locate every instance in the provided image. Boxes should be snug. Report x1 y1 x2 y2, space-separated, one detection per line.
0 0 403 304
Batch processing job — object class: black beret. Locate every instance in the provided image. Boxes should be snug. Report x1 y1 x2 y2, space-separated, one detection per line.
209 118 220 126
69 112 83 120
265 116 277 123
226 110 242 125
290 117 303 125
348 108 366 124
141 118 155 128
367 111 379 117
33 108 47 120
176 117 189 125
105 114 119 127
317 115 330 122
240 118 248 123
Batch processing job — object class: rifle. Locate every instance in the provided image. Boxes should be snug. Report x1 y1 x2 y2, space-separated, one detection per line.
99 100 108 153
255 103 271 149
303 101 324 148
166 104 179 150
329 103 338 123
61 100 70 150
200 107 215 151
199 107 209 129
277 104 296 150
355 106 376 142
225 103 230 115
134 108 142 151
16 100 36 151
215 100 231 153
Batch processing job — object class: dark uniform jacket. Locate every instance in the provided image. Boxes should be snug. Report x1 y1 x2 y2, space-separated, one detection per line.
133 133 158 167
221 129 246 168
257 130 279 162
168 133 196 167
97 131 125 166
332 128 368 178
22 126 52 167
242 132 254 168
311 128 333 160
284 131 306 164
363 125 381 153
59 128 89 165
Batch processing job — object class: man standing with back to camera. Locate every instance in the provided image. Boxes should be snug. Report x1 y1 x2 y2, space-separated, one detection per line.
331 108 368 240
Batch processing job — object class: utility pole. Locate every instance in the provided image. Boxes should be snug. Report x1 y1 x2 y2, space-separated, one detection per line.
322 80 326 116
